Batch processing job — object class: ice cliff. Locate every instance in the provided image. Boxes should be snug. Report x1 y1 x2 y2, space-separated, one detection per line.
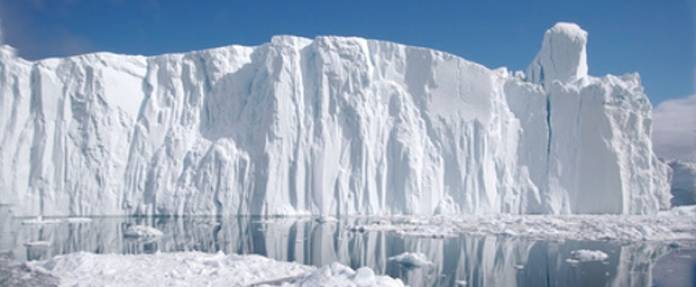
0 23 670 216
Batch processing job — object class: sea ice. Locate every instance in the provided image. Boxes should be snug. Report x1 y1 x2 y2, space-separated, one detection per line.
27 251 402 287
348 212 696 242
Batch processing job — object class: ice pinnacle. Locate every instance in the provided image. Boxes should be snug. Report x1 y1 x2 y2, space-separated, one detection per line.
527 22 589 86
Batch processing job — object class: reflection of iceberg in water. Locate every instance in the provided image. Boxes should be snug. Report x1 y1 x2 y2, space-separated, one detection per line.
0 216 674 286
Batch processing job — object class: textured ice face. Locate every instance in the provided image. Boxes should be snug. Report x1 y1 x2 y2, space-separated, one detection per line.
0 23 670 217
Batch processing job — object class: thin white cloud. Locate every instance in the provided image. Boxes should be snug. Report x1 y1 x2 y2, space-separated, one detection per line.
653 94 696 161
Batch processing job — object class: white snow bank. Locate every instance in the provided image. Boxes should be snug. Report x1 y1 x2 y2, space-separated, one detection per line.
565 249 609 264
348 213 696 242
123 225 163 240
29 252 402 287
388 252 433 268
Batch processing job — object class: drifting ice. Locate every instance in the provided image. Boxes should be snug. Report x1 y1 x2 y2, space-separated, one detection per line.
0 23 670 216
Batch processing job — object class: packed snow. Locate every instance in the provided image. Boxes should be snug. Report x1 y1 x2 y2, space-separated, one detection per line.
0 23 670 217
388 252 433 268
566 249 609 264
24 251 402 287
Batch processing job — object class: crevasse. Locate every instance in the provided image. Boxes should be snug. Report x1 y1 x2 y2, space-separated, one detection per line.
0 23 670 217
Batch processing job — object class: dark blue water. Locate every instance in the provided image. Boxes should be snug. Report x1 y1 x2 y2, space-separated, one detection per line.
1 214 693 287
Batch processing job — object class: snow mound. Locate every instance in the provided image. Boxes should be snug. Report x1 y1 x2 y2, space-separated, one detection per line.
388 252 433 268
0 22 670 217
123 225 163 240
566 249 609 264
29 252 400 287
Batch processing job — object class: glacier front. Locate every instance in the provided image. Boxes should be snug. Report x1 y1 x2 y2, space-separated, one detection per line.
0 23 670 217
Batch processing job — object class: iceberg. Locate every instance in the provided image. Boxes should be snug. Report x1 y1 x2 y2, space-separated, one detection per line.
0 23 670 216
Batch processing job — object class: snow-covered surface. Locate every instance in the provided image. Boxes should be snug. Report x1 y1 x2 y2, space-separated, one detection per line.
388 252 433 268
566 249 609 264
0 23 669 217
123 225 163 240
349 212 696 242
27 251 402 287
668 161 696 206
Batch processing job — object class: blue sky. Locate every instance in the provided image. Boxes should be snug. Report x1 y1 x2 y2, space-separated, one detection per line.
0 0 693 104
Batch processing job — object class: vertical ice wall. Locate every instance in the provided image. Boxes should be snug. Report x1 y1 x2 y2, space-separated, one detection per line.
0 23 670 216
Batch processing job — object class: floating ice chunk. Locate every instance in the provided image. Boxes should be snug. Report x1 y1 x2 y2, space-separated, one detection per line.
28 252 402 287
123 225 163 240
566 249 609 264
388 252 433 268
291 262 404 287
455 280 468 286
23 241 51 248
21 217 62 225
315 216 338 224
64 217 93 223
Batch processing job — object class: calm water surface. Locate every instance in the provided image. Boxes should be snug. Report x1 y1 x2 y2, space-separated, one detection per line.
0 211 693 286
